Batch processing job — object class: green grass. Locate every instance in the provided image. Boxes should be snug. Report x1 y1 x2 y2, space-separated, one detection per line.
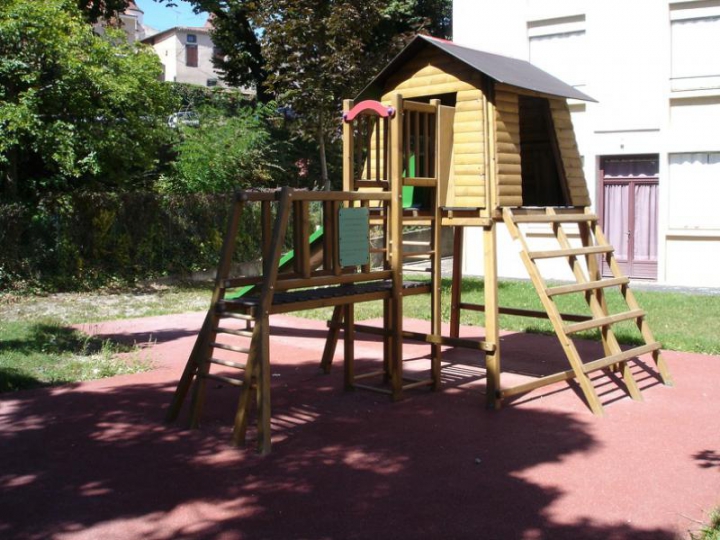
0 320 151 392
691 509 720 540
1 277 717 393
293 276 720 356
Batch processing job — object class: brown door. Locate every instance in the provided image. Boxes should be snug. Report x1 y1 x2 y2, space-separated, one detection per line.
599 156 659 279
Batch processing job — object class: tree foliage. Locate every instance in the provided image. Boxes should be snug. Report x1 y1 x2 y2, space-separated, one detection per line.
159 102 284 194
0 0 178 200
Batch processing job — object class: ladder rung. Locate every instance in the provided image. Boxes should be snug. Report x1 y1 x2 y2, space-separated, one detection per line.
353 369 386 381
209 357 246 370
512 213 599 224
215 327 254 338
401 378 434 390
528 245 613 260
582 342 661 374
546 277 629 297
565 309 645 334
403 251 434 259
217 312 255 321
210 342 251 354
201 372 244 387
402 240 431 246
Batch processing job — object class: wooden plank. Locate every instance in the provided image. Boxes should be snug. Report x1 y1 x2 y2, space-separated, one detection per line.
403 177 437 187
202 372 244 387
511 213 598 223
565 309 645 335
208 357 246 370
546 277 629 297
460 302 593 323
403 100 437 113
384 81 476 100
528 245 613 260
582 342 662 375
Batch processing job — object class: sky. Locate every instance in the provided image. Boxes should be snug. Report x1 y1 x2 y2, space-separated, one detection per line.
135 0 208 32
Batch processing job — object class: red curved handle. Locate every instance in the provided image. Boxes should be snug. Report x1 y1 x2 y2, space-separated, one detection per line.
343 100 396 122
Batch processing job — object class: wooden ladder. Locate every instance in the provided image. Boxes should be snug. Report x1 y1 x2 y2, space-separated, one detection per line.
502 207 673 414
166 189 291 454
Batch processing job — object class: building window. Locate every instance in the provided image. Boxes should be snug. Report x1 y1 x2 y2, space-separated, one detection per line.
213 46 224 61
186 34 197 44
186 44 198 67
670 6 720 91
207 78 218 87
668 152 720 229
528 16 586 88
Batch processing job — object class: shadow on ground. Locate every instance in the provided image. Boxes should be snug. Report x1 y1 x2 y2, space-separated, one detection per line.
0 320 677 540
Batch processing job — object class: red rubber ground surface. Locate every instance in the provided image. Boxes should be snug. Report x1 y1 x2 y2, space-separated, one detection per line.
1 312 718 539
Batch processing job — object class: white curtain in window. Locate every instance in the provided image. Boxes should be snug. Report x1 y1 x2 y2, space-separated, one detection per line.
668 153 720 228
603 184 629 260
529 31 586 86
633 183 658 261
671 17 720 78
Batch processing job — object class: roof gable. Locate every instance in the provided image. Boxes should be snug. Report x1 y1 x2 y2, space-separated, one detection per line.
357 35 596 103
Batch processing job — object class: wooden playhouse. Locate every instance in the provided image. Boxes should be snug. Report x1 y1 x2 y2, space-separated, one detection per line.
167 35 673 454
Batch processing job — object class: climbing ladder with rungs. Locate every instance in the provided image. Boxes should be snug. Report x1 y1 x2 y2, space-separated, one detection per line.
501 207 673 414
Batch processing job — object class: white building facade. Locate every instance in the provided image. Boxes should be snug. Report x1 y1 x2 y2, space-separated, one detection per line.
453 0 720 287
142 26 228 88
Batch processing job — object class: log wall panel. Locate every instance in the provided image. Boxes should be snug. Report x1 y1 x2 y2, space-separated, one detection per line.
494 89 523 208
549 98 590 207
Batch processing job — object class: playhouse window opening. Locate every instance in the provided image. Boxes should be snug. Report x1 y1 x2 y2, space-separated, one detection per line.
518 95 569 207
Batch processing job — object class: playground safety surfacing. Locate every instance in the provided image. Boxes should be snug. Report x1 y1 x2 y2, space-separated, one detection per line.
0 312 718 540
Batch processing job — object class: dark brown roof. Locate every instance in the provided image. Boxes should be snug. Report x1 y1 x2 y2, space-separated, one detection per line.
357 35 596 102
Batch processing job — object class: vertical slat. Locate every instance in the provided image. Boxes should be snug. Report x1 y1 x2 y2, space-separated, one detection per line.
361 199 371 274
375 117 381 182
343 99 354 190
404 110 410 177
261 200 272 261
413 111 420 177
322 200 333 272
423 111 430 177
383 117 389 181
366 116 373 180
299 201 311 278
333 200 342 276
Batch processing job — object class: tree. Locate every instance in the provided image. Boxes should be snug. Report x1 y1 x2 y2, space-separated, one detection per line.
159 101 284 193
0 0 178 200
256 0 452 190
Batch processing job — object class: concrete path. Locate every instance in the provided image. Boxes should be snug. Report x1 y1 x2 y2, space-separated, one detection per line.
1 312 718 540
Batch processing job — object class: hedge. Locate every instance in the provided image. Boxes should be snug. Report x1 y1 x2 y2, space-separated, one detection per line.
0 192 266 291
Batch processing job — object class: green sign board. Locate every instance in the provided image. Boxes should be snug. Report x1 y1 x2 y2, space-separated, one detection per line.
338 207 370 267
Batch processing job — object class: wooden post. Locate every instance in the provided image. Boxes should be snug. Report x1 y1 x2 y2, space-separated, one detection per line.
484 223 501 409
389 93 405 400
430 98 442 390
343 304 355 390
343 99 354 192
450 226 464 338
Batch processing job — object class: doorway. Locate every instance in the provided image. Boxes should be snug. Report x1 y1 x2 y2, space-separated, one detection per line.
599 156 659 279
